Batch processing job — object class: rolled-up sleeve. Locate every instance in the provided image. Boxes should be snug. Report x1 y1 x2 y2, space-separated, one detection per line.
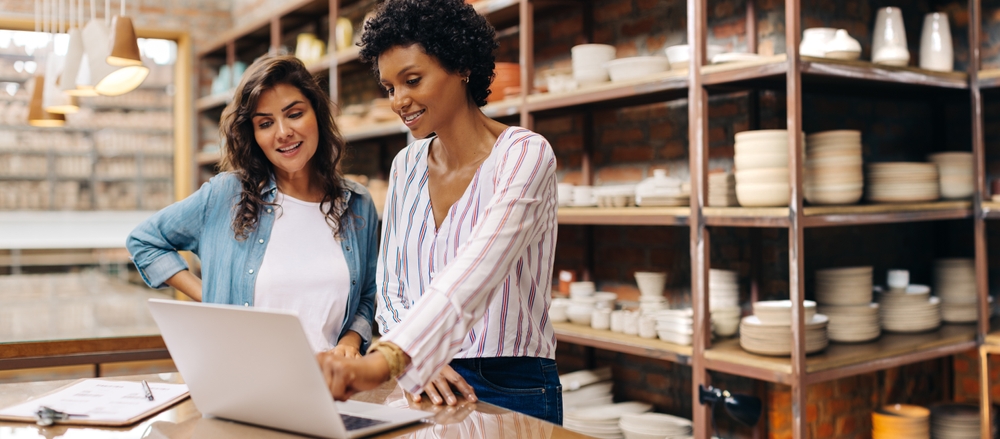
126 178 216 289
382 135 557 393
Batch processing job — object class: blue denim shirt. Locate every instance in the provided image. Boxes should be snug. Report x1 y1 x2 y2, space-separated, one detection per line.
127 172 379 351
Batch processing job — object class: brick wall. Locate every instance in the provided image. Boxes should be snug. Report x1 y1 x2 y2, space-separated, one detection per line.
0 0 232 50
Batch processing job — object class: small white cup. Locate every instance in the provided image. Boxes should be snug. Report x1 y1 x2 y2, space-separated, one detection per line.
591 308 612 330
557 183 574 206
549 298 570 323
569 281 596 298
573 186 594 206
610 310 626 332
638 314 658 339
622 311 640 335
887 269 910 290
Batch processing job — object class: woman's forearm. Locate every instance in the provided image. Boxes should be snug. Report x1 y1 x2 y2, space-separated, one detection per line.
164 270 203 302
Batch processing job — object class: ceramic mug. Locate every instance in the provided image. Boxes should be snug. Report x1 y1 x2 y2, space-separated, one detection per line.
887 269 910 290
919 12 953 72
610 310 626 332
622 311 640 335
638 314 658 339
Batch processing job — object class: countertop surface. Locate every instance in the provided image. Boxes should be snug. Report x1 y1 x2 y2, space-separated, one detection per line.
0 374 590 438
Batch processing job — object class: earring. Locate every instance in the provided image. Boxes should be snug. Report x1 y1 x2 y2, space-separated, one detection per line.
462 77 469 84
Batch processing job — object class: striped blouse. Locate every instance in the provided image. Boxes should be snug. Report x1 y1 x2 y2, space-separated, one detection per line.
376 126 559 393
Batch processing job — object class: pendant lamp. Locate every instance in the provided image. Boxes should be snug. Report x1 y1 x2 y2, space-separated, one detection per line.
43 0 80 114
27 0 66 127
62 0 95 96
94 0 147 95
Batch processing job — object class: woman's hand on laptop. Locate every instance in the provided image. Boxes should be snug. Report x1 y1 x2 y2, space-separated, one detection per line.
411 365 477 406
330 331 363 358
315 352 391 400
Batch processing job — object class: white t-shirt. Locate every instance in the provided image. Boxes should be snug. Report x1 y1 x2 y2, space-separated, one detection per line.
254 192 350 353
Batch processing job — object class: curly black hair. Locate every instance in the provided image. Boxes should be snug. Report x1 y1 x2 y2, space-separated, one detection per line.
359 0 499 107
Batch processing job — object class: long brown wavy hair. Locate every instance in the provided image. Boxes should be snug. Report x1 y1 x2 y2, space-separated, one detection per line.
219 55 349 240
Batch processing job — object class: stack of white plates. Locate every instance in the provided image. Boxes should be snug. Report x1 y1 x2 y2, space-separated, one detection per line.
817 303 880 343
619 412 692 439
866 163 940 203
734 130 791 206
930 403 980 439
709 269 740 310
739 313 829 356
563 380 614 410
708 172 737 207
814 266 873 305
752 300 817 325
804 130 864 205
877 285 941 332
564 402 653 439
929 152 973 199
934 258 978 323
653 308 696 346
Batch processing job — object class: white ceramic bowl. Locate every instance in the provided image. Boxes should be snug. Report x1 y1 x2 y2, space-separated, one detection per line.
735 167 789 185
735 182 791 206
571 44 616 66
573 67 609 86
735 139 790 156
593 292 619 309
734 152 788 170
569 281 596 297
734 129 789 143
606 56 670 82
635 271 667 297
550 298 570 322
753 300 817 325
663 44 725 69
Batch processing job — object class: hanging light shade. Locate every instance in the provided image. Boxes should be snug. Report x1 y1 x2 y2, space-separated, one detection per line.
106 15 142 66
62 0 95 96
43 54 80 113
27 76 66 127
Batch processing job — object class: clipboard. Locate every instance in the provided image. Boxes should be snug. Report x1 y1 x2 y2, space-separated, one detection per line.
0 378 190 426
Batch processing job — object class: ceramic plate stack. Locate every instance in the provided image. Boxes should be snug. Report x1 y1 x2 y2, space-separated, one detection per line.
654 308 696 346
804 130 864 205
929 152 973 200
708 172 738 207
740 300 828 356
561 367 614 410
872 404 930 439
734 130 791 207
930 403 981 439
709 269 740 310
619 413 692 439
814 266 879 342
934 258 978 323
564 402 653 439
877 285 941 333
866 163 940 203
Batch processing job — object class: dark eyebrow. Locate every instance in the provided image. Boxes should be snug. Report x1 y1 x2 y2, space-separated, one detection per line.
253 100 304 117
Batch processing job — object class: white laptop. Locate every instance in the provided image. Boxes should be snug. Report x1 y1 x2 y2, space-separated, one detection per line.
147 298 432 438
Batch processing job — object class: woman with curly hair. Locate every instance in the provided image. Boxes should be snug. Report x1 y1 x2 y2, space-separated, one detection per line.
127 55 379 358
316 0 561 424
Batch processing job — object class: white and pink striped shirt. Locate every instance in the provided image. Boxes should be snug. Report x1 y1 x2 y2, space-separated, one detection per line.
376 126 558 393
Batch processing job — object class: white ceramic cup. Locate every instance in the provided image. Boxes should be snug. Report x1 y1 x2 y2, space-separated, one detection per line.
573 186 594 206
557 183 575 206
591 308 612 330
638 314 658 339
887 269 910 289
569 281 596 298
872 7 910 66
919 12 953 72
622 310 640 335
610 310 626 332
549 298 570 323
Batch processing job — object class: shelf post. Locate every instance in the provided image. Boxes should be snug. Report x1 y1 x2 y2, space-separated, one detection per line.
329 0 339 105
688 0 711 437
785 0 807 438
970 0 990 341
518 0 534 130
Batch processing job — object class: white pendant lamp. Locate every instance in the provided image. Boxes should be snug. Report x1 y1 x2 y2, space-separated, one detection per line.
94 0 147 95
43 0 80 114
27 0 65 127
62 0 95 96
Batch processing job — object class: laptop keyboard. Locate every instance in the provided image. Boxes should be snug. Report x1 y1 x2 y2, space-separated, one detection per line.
341 413 390 431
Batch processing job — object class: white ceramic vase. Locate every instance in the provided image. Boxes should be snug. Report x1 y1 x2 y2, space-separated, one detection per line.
872 7 910 66
919 12 953 71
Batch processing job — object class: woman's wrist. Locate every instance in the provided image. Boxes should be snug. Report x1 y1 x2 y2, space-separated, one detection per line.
366 341 410 380
337 330 363 350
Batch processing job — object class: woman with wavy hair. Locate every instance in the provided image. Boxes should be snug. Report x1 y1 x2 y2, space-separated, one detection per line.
128 55 379 357
316 0 561 424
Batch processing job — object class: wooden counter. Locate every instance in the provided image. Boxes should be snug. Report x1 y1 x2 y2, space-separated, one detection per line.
0 374 591 438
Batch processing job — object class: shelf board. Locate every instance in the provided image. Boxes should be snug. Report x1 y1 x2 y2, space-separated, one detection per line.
558 206 689 226
0 210 157 249
702 54 969 90
0 125 172 135
482 97 523 119
704 201 972 228
979 69 1000 89
526 69 688 113
343 120 409 143
703 323 977 385
474 0 521 29
196 151 222 166
985 330 1000 346
982 201 1000 219
552 322 693 365
196 90 234 111
336 46 362 66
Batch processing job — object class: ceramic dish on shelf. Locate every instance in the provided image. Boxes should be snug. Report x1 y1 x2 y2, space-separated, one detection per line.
752 300 817 325
929 403 982 439
605 56 670 82
711 52 763 64
739 314 829 356
823 29 862 60
872 404 930 439
814 266 873 305
664 44 725 69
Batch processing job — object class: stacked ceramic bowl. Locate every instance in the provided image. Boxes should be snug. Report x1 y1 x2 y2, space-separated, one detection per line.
635 272 668 313
814 266 880 342
877 285 941 333
709 269 740 310
804 130 864 205
740 300 829 356
734 130 791 206
929 152 974 199
654 308 696 346
564 401 652 439
866 163 940 203
561 367 614 410
619 413 692 439
606 56 670 83
708 172 738 207
567 281 597 326
934 258 978 323
872 404 930 439
571 44 616 87
930 403 981 439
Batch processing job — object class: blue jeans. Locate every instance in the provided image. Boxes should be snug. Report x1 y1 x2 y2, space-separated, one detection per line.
449 357 563 425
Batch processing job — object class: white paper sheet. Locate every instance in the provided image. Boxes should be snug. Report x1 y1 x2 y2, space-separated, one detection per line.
0 379 189 423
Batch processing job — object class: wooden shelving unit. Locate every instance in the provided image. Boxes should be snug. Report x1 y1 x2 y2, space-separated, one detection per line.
553 322 693 365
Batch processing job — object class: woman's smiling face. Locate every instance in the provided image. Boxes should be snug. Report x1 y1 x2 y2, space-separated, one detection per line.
378 44 470 139
252 82 320 178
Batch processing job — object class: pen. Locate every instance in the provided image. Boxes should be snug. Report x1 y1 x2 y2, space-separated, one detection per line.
141 380 154 401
